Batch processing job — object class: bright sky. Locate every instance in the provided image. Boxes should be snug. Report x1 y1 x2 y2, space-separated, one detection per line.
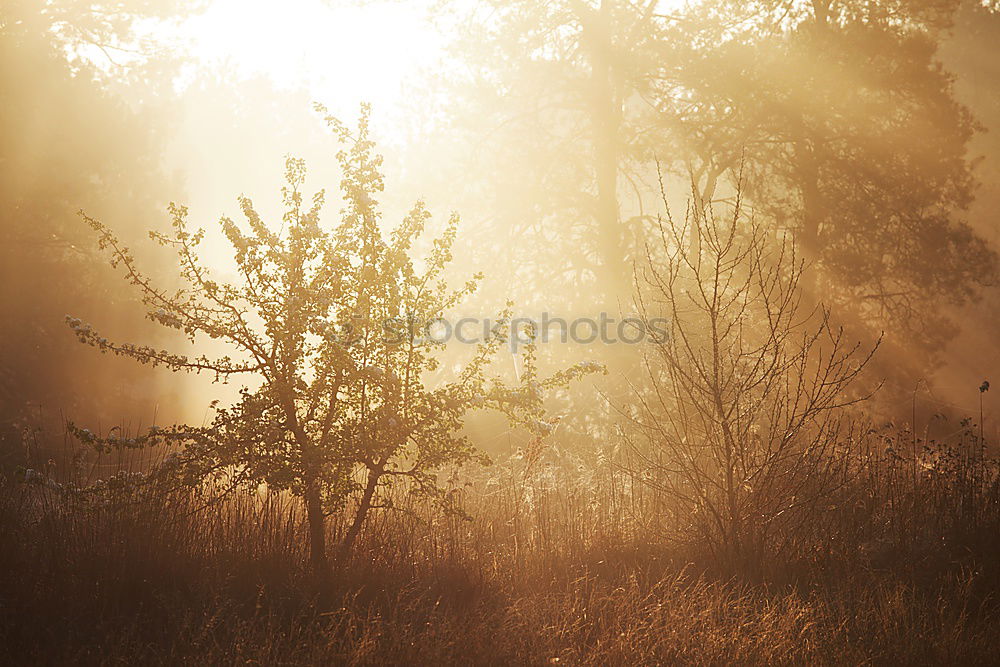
169 0 692 114
172 0 445 118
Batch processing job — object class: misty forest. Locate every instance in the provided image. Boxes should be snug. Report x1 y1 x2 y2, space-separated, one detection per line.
4 0 1000 664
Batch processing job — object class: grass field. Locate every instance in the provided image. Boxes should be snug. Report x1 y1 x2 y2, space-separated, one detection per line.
3 428 998 665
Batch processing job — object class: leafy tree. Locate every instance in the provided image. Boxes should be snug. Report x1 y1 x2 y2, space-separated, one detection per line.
68 107 597 572
652 0 996 377
434 0 663 309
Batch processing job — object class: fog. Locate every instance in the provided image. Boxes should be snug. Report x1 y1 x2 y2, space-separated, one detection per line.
5 0 1000 457
6 2 1000 660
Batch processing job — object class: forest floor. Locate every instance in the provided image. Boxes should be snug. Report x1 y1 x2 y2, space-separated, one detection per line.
2 478 999 665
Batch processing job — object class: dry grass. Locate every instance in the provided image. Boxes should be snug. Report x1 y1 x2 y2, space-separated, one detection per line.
1 427 999 666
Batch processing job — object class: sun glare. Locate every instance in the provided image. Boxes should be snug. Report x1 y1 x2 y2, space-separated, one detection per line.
174 0 444 119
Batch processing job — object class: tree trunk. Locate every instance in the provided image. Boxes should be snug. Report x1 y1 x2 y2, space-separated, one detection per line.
337 466 380 563
797 142 823 261
304 474 329 576
588 0 626 307
795 4 831 299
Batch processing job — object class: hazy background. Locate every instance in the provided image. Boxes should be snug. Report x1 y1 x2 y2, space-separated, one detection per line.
3 0 1000 463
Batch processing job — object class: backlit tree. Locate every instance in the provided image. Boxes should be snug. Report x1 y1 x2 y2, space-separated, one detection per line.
67 106 597 572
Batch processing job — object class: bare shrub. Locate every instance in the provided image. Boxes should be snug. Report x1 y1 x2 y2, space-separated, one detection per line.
622 176 879 571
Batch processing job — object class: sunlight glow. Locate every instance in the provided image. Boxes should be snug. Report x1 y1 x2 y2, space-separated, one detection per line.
174 0 444 118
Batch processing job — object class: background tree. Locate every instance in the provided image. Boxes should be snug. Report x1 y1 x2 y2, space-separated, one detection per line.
68 107 597 572
0 0 192 465
649 0 996 388
427 0 996 401
429 0 664 312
